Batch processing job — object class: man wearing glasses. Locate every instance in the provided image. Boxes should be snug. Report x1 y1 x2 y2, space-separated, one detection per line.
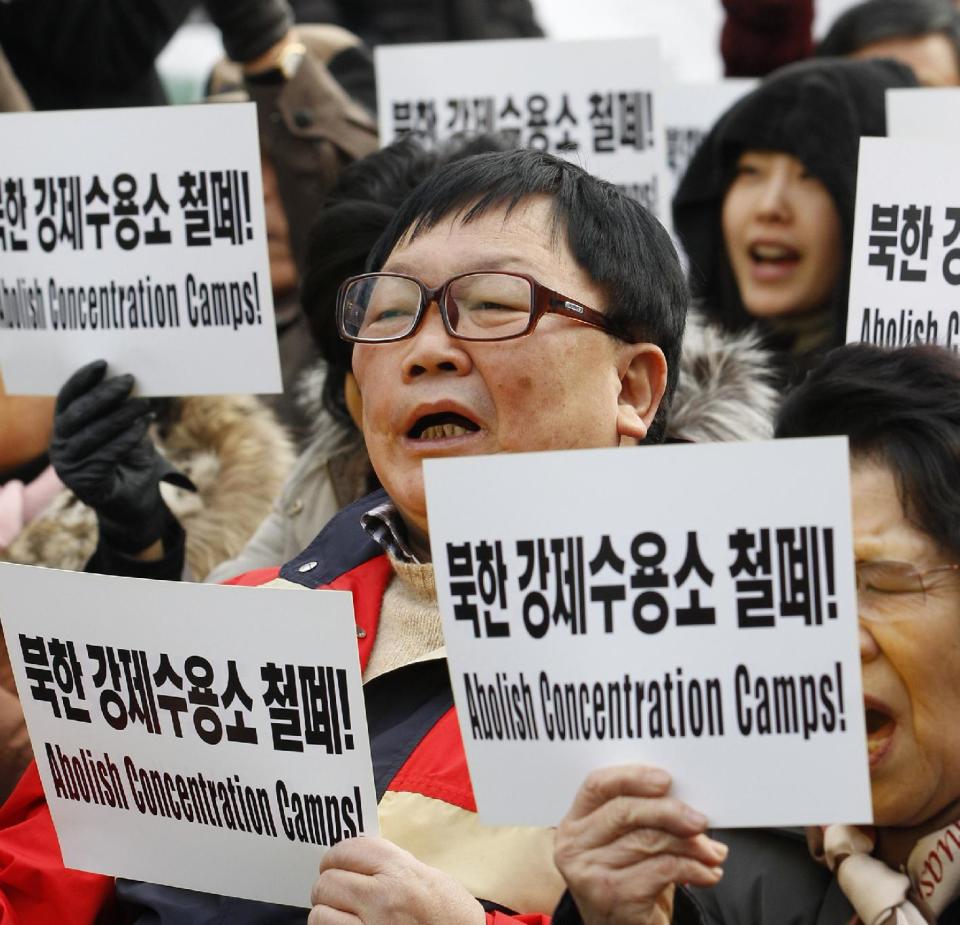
118 148 688 924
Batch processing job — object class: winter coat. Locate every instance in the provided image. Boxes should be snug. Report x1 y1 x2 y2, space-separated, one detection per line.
0 394 295 800
211 24 379 444
288 0 543 45
1 492 557 924
673 57 919 384
0 0 195 110
3 395 294 579
554 828 960 924
206 403 370 582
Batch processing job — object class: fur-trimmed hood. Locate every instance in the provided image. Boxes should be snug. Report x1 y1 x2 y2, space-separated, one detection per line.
3 395 295 580
668 309 780 443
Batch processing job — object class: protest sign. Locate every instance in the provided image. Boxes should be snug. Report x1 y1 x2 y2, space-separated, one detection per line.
661 79 756 196
0 565 376 907
374 37 671 222
845 137 960 351
424 437 869 829
887 87 960 141
0 103 281 396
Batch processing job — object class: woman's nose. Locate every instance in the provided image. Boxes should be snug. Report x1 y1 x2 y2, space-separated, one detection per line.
755 171 792 220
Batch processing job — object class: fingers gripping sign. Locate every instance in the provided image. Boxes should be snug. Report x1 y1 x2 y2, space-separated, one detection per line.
308 837 487 925
554 765 728 925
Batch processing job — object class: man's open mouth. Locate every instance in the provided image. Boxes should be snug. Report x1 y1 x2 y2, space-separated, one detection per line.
407 412 481 441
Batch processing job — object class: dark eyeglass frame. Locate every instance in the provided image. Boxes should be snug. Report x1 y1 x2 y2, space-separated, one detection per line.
856 560 960 617
336 270 628 344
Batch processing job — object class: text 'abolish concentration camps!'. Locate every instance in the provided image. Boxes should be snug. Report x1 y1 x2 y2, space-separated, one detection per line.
45 741 368 848
0 272 265 333
465 663 848 743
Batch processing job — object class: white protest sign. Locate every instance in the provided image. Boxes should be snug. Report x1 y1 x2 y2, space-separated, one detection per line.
0 565 377 907
0 103 281 396
845 138 960 351
661 79 757 196
374 37 671 222
887 87 960 141
425 437 870 829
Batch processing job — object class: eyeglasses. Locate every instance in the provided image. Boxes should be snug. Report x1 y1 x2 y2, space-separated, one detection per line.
336 271 628 343
856 559 960 620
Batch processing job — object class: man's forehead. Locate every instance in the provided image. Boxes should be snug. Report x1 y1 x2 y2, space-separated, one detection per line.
386 193 566 262
383 253 541 277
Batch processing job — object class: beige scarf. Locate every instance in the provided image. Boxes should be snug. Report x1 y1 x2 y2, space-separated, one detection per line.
808 823 960 923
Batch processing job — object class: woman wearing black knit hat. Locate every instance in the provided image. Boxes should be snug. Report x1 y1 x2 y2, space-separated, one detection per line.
672 57 918 388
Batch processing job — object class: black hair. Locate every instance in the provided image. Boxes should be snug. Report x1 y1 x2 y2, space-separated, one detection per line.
818 0 960 75
366 148 689 443
775 343 960 559
300 133 515 423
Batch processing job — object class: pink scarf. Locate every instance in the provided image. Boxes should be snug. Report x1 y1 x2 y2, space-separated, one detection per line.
0 465 63 549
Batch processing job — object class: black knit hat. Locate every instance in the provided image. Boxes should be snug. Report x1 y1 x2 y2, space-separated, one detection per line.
672 57 918 344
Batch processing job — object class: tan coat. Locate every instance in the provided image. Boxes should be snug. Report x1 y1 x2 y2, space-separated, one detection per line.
0 395 295 800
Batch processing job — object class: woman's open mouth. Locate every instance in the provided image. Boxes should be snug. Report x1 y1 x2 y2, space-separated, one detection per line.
865 701 896 767
748 243 800 280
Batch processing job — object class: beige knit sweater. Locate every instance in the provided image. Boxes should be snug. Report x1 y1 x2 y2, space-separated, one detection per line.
362 555 444 683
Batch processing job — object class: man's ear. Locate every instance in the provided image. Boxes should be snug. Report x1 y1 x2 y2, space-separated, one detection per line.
615 343 668 445
345 372 364 429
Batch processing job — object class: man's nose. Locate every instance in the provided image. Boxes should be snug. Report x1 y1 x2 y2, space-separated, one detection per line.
401 302 472 380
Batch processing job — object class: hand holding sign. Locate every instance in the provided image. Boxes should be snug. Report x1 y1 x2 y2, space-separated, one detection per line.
309 838 485 925
49 360 194 554
554 765 726 925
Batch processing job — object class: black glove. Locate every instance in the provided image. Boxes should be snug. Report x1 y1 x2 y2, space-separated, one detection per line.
50 360 194 554
204 0 294 64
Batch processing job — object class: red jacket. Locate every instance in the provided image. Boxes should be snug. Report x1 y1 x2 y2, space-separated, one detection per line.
0 492 557 923
0 761 114 923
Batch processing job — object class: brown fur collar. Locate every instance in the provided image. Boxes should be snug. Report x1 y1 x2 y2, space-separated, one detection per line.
669 312 780 443
4 395 294 579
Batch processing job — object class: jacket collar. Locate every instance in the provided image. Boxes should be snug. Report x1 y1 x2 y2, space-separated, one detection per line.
280 487 388 588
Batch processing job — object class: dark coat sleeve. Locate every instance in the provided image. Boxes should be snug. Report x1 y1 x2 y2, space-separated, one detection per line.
551 829 845 925
291 0 542 44
116 880 308 925
0 0 197 108
84 510 187 581
689 828 846 924
553 886 709 925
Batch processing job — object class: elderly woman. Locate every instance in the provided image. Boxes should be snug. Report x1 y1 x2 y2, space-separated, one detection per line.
551 343 960 924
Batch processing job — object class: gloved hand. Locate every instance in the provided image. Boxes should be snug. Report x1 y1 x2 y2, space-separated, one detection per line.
49 360 194 554
204 0 294 64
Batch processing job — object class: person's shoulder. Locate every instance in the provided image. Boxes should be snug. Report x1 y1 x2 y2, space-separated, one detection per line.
222 566 286 587
273 488 389 589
